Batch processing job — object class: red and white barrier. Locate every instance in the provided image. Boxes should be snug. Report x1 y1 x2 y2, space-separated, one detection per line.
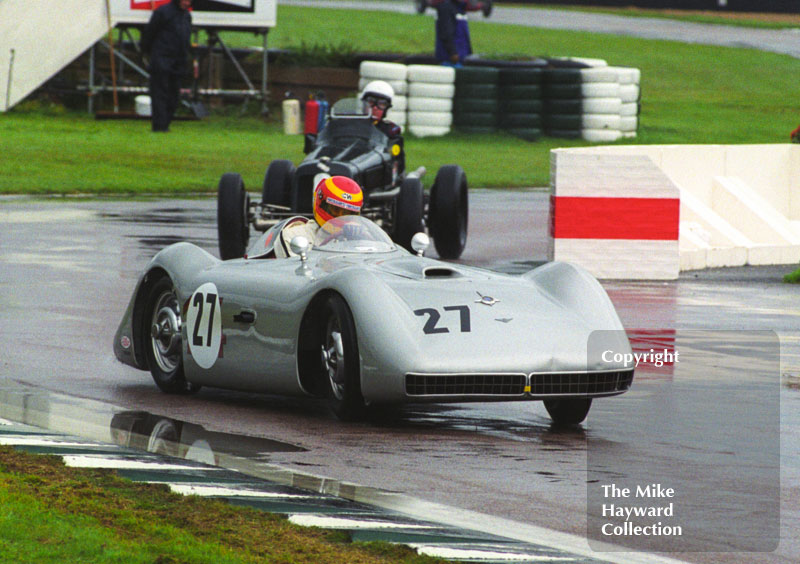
549 149 681 279
550 144 800 277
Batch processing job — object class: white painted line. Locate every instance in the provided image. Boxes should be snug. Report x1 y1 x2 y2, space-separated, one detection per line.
167 484 315 499
366 496 692 564
289 514 435 530
412 545 577 562
0 436 101 448
62 455 221 472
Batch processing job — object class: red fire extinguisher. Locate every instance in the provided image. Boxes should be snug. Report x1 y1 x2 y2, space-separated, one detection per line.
304 96 320 135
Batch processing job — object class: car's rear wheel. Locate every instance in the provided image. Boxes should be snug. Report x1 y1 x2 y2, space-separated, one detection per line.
429 164 468 259
414 0 428 13
543 398 592 425
262 159 295 207
320 295 365 420
144 277 200 395
217 173 250 260
393 176 424 252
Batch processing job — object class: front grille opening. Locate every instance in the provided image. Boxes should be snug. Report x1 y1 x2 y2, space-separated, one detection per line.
529 370 634 395
406 373 526 396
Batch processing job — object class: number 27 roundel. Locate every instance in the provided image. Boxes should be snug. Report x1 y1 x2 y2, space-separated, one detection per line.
186 283 222 369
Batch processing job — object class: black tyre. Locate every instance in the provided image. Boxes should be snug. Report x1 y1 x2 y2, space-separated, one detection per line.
320 295 365 421
506 127 543 141
456 125 497 135
499 84 542 101
455 66 499 86
546 128 583 139
261 159 295 207
543 398 592 425
501 98 543 114
456 83 498 99
545 99 582 115
429 165 468 259
454 110 498 128
545 114 582 130
143 277 200 395
482 0 493 17
543 83 582 99
393 176 424 252
499 113 542 129
543 68 583 85
217 173 249 260
415 0 428 13
499 67 542 86
454 98 499 113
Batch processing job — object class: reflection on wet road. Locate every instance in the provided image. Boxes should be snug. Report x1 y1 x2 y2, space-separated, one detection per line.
1 195 798 564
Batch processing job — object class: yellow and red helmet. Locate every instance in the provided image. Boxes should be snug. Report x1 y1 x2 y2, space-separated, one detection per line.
313 176 364 228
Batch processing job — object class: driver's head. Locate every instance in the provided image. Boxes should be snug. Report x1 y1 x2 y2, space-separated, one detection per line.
360 80 394 121
313 176 364 229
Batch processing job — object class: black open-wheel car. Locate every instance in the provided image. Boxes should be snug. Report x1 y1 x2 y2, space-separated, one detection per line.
217 98 469 261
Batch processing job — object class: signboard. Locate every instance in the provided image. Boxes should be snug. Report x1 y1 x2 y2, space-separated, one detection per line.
112 0 276 29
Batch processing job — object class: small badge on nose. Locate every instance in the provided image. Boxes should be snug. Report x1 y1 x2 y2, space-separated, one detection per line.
475 292 499 306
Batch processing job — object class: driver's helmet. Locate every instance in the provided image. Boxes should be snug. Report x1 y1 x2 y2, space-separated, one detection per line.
360 80 394 121
313 176 364 230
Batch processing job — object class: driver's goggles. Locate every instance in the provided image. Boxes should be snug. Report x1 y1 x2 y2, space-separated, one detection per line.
364 96 390 110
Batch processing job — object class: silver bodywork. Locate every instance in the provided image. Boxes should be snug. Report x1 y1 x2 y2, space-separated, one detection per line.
114 216 634 405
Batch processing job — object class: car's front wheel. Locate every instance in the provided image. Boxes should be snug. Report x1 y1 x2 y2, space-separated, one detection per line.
429 164 468 259
543 398 592 425
320 295 365 420
393 176 424 252
143 277 200 395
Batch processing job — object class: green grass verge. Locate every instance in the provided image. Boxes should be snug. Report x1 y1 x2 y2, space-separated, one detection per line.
784 267 800 283
529 3 800 29
2 4 800 194
0 447 443 564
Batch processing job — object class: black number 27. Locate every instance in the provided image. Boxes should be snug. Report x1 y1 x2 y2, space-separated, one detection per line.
192 292 218 347
414 305 471 334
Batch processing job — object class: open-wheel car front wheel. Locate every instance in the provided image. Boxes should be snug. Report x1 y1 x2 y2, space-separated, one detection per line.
217 172 250 260
320 295 365 420
429 164 468 259
143 277 200 395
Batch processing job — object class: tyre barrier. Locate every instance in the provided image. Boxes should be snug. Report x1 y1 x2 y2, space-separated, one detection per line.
406 64 455 137
358 60 641 141
454 66 500 134
543 67 582 139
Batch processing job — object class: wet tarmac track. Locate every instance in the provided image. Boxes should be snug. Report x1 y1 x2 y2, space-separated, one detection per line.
1 193 798 563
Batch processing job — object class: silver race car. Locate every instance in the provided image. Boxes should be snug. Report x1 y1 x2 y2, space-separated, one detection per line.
114 215 633 424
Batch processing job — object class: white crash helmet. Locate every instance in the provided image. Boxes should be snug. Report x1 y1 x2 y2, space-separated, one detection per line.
360 80 394 112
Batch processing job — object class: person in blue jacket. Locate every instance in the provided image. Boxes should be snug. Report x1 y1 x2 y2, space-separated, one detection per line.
141 0 193 132
434 0 472 67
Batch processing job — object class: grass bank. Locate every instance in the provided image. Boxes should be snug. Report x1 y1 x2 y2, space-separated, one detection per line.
2 4 800 194
0 446 442 564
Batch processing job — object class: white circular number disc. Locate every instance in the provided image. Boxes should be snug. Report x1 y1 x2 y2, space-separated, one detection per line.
186 282 222 369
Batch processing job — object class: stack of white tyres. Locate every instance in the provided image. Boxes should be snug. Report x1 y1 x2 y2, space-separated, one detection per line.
358 61 408 130
616 67 641 138
406 64 455 137
580 66 623 143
